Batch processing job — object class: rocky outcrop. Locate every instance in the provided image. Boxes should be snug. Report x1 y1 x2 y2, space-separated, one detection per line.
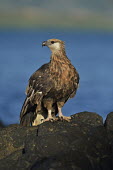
0 111 113 170
0 121 5 128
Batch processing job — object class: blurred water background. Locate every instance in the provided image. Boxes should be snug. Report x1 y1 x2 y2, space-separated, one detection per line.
0 0 113 125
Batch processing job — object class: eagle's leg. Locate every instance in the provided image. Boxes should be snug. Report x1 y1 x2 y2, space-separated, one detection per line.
57 102 71 122
42 99 56 122
42 109 55 122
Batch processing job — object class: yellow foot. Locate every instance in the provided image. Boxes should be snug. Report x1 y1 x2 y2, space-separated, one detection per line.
42 117 56 123
59 116 71 122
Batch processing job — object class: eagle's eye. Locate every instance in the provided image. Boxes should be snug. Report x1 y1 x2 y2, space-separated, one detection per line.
51 41 55 44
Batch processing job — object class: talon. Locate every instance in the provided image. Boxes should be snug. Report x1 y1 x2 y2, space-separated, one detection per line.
58 107 71 122
57 117 61 121
71 115 74 119
50 118 54 122
58 116 71 122
55 117 58 121
61 116 63 120
43 117 56 123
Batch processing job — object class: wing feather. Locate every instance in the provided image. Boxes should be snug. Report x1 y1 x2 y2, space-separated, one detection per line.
20 63 53 126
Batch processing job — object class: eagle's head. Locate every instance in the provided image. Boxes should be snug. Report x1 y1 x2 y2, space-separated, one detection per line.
42 39 65 54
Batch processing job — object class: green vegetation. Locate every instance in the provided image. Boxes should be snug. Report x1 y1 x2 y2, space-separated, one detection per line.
0 0 113 30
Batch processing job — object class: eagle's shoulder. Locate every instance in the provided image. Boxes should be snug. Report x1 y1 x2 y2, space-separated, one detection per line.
26 62 52 96
30 63 50 81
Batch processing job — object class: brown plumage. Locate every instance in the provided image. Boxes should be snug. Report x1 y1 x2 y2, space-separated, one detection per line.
20 39 79 126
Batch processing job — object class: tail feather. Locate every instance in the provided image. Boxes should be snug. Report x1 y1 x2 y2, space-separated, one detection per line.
20 92 44 126
20 112 34 126
20 94 58 126
20 97 38 126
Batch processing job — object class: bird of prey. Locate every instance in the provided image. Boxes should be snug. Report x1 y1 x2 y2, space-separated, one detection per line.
20 39 79 126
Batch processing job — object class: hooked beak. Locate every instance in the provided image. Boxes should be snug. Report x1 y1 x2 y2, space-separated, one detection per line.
42 41 47 47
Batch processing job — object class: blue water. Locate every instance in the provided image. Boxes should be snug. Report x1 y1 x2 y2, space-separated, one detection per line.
0 29 113 125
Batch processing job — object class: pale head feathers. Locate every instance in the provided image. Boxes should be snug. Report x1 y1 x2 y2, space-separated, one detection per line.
42 39 65 54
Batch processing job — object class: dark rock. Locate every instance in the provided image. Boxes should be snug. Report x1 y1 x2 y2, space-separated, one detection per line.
71 111 103 126
104 112 113 131
0 112 112 170
104 112 113 169
0 120 5 128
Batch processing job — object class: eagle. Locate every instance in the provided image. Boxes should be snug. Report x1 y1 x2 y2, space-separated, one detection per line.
20 39 79 126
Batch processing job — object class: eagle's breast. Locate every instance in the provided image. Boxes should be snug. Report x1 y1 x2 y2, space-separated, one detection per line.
48 56 78 99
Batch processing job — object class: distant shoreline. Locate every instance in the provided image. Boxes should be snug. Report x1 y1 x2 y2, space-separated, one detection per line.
0 8 113 31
